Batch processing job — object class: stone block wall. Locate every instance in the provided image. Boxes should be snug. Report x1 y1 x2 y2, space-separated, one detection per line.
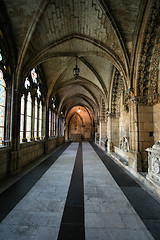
0 137 65 181
138 105 154 171
111 117 119 147
119 110 129 140
19 141 45 168
47 136 64 153
0 147 11 180
153 103 160 143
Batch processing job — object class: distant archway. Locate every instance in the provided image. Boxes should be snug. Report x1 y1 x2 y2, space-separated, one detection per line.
65 106 93 141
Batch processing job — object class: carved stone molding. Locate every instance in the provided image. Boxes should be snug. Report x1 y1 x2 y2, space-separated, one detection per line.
111 69 124 114
130 96 148 105
124 92 160 106
138 1 160 97
146 141 160 185
124 88 134 111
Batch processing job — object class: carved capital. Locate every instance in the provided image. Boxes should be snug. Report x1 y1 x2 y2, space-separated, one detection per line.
130 96 148 105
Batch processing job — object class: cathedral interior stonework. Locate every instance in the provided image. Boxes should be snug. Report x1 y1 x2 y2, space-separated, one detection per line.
0 1 160 239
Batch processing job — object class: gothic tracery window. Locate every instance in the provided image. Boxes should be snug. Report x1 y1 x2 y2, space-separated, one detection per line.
49 98 56 137
39 101 42 138
20 68 43 142
26 92 32 141
20 94 25 142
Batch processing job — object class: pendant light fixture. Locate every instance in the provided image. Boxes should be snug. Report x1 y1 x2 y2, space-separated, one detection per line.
73 56 80 77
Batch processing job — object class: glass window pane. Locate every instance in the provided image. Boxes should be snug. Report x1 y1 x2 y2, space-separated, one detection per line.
34 98 38 137
26 93 32 141
39 101 42 138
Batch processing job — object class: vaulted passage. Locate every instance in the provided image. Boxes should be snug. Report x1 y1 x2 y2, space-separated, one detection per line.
1 1 160 239
0 142 159 240
66 106 94 142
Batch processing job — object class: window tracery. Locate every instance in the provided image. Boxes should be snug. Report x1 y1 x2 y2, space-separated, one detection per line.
20 68 43 142
49 98 57 137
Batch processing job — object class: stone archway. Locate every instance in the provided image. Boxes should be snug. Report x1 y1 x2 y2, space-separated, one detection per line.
65 106 93 141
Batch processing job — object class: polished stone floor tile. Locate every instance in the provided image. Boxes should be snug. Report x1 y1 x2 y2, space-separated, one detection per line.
83 142 155 240
0 143 79 240
0 142 158 240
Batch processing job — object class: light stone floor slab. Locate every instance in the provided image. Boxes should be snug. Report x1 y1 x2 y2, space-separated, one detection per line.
0 142 156 240
0 143 79 240
82 142 154 240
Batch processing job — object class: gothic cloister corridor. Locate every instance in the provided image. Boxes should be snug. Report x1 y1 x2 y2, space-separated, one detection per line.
1 0 160 239
0 142 160 240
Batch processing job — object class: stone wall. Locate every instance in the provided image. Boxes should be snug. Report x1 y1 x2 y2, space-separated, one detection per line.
44 137 65 154
153 103 160 143
111 117 119 147
119 110 129 141
0 137 65 181
19 141 45 168
0 147 11 180
138 105 154 171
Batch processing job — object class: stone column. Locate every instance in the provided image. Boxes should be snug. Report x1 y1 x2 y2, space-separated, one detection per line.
42 103 46 139
137 103 154 171
99 117 102 147
128 99 142 171
44 105 49 154
56 115 59 137
4 87 12 146
65 123 69 141
10 86 21 175
107 113 119 152
107 114 114 152
22 94 27 142
99 119 107 150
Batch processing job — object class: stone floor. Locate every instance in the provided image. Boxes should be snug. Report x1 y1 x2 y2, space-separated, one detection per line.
0 142 159 240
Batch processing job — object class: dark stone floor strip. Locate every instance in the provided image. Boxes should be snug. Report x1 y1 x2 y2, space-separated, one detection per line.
0 142 71 222
90 142 160 240
57 142 85 240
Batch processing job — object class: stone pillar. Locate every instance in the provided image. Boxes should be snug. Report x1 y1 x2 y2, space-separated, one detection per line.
56 115 59 137
42 103 46 139
10 86 21 175
22 94 27 142
107 114 119 152
99 119 107 149
107 114 114 152
4 87 12 146
44 105 49 154
65 123 69 141
128 99 142 171
99 118 102 146
138 104 154 171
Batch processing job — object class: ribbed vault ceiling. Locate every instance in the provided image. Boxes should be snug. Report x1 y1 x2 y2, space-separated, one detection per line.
3 0 143 116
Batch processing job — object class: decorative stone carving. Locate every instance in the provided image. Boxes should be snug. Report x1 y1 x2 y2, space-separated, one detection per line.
124 88 134 111
119 137 129 152
137 1 160 100
102 98 106 121
130 96 148 105
146 141 160 186
111 69 124 115
153 159 160 174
